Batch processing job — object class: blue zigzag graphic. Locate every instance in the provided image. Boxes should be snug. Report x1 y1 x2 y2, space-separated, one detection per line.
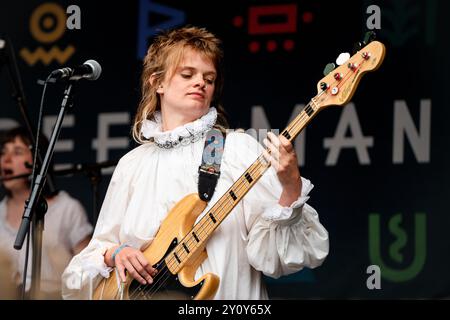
137 0 186 59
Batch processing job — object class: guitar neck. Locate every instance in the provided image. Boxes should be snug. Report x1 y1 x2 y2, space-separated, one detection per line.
166 99 321 273
165 39 386 273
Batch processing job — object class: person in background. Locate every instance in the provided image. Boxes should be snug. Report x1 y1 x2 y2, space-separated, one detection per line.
0 126 93 299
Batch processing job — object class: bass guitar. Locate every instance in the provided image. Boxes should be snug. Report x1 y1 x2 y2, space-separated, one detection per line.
93 36 386 300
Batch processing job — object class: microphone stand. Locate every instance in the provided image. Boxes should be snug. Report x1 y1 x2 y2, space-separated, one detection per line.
14 81 75 299
1 34 58 300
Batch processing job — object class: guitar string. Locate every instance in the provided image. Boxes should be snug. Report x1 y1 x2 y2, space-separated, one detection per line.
157 53 369 287
132 92 327 299
128 54 367 299
131 62 355 299
129 154 274 299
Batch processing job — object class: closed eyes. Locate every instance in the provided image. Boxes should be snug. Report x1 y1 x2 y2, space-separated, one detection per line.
181 73 215 84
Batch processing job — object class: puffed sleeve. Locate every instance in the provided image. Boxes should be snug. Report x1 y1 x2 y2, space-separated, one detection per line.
224 132 329 279
61 156 133 299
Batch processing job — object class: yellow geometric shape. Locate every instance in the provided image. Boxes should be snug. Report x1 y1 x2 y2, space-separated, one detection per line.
20 45 75 66
43 17 55 29
30 3 66 43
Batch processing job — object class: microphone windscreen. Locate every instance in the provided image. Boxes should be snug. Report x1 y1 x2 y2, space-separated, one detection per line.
84 59 102 80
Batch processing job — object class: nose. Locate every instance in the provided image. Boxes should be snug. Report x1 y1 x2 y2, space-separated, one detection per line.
0 152 12 164
194 74 206 89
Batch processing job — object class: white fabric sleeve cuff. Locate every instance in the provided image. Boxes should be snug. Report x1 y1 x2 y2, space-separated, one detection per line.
261 178 313 225
62 242 115 298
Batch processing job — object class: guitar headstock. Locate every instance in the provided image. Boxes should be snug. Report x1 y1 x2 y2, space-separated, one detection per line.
313 40 386 110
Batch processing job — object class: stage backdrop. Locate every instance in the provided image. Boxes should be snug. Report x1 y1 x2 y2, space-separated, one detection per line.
1 0 448 299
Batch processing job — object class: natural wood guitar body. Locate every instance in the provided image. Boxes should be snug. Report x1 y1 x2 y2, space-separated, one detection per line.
93 194 220 300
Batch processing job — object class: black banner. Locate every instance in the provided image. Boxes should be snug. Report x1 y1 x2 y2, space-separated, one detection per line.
0 0 449 299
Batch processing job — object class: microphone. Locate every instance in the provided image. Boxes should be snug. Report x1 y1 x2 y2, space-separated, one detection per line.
50 59 102 81
0 38 6 51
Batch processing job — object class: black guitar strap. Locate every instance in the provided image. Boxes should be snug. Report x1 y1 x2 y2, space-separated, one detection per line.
198 128 226 202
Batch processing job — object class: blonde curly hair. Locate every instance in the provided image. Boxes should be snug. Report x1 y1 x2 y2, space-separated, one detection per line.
132 26 228 144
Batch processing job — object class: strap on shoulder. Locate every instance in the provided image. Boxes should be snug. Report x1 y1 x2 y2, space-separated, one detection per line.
198 128 226 202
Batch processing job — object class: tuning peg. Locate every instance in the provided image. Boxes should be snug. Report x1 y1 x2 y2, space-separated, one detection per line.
363 31 376 45
336 52 350 66
352 32 377 54
323 63 336 76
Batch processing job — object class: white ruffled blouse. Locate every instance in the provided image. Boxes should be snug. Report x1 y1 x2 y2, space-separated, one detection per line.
61 107 329 300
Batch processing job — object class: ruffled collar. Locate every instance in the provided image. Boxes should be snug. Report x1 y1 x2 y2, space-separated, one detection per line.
141 107 217 149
